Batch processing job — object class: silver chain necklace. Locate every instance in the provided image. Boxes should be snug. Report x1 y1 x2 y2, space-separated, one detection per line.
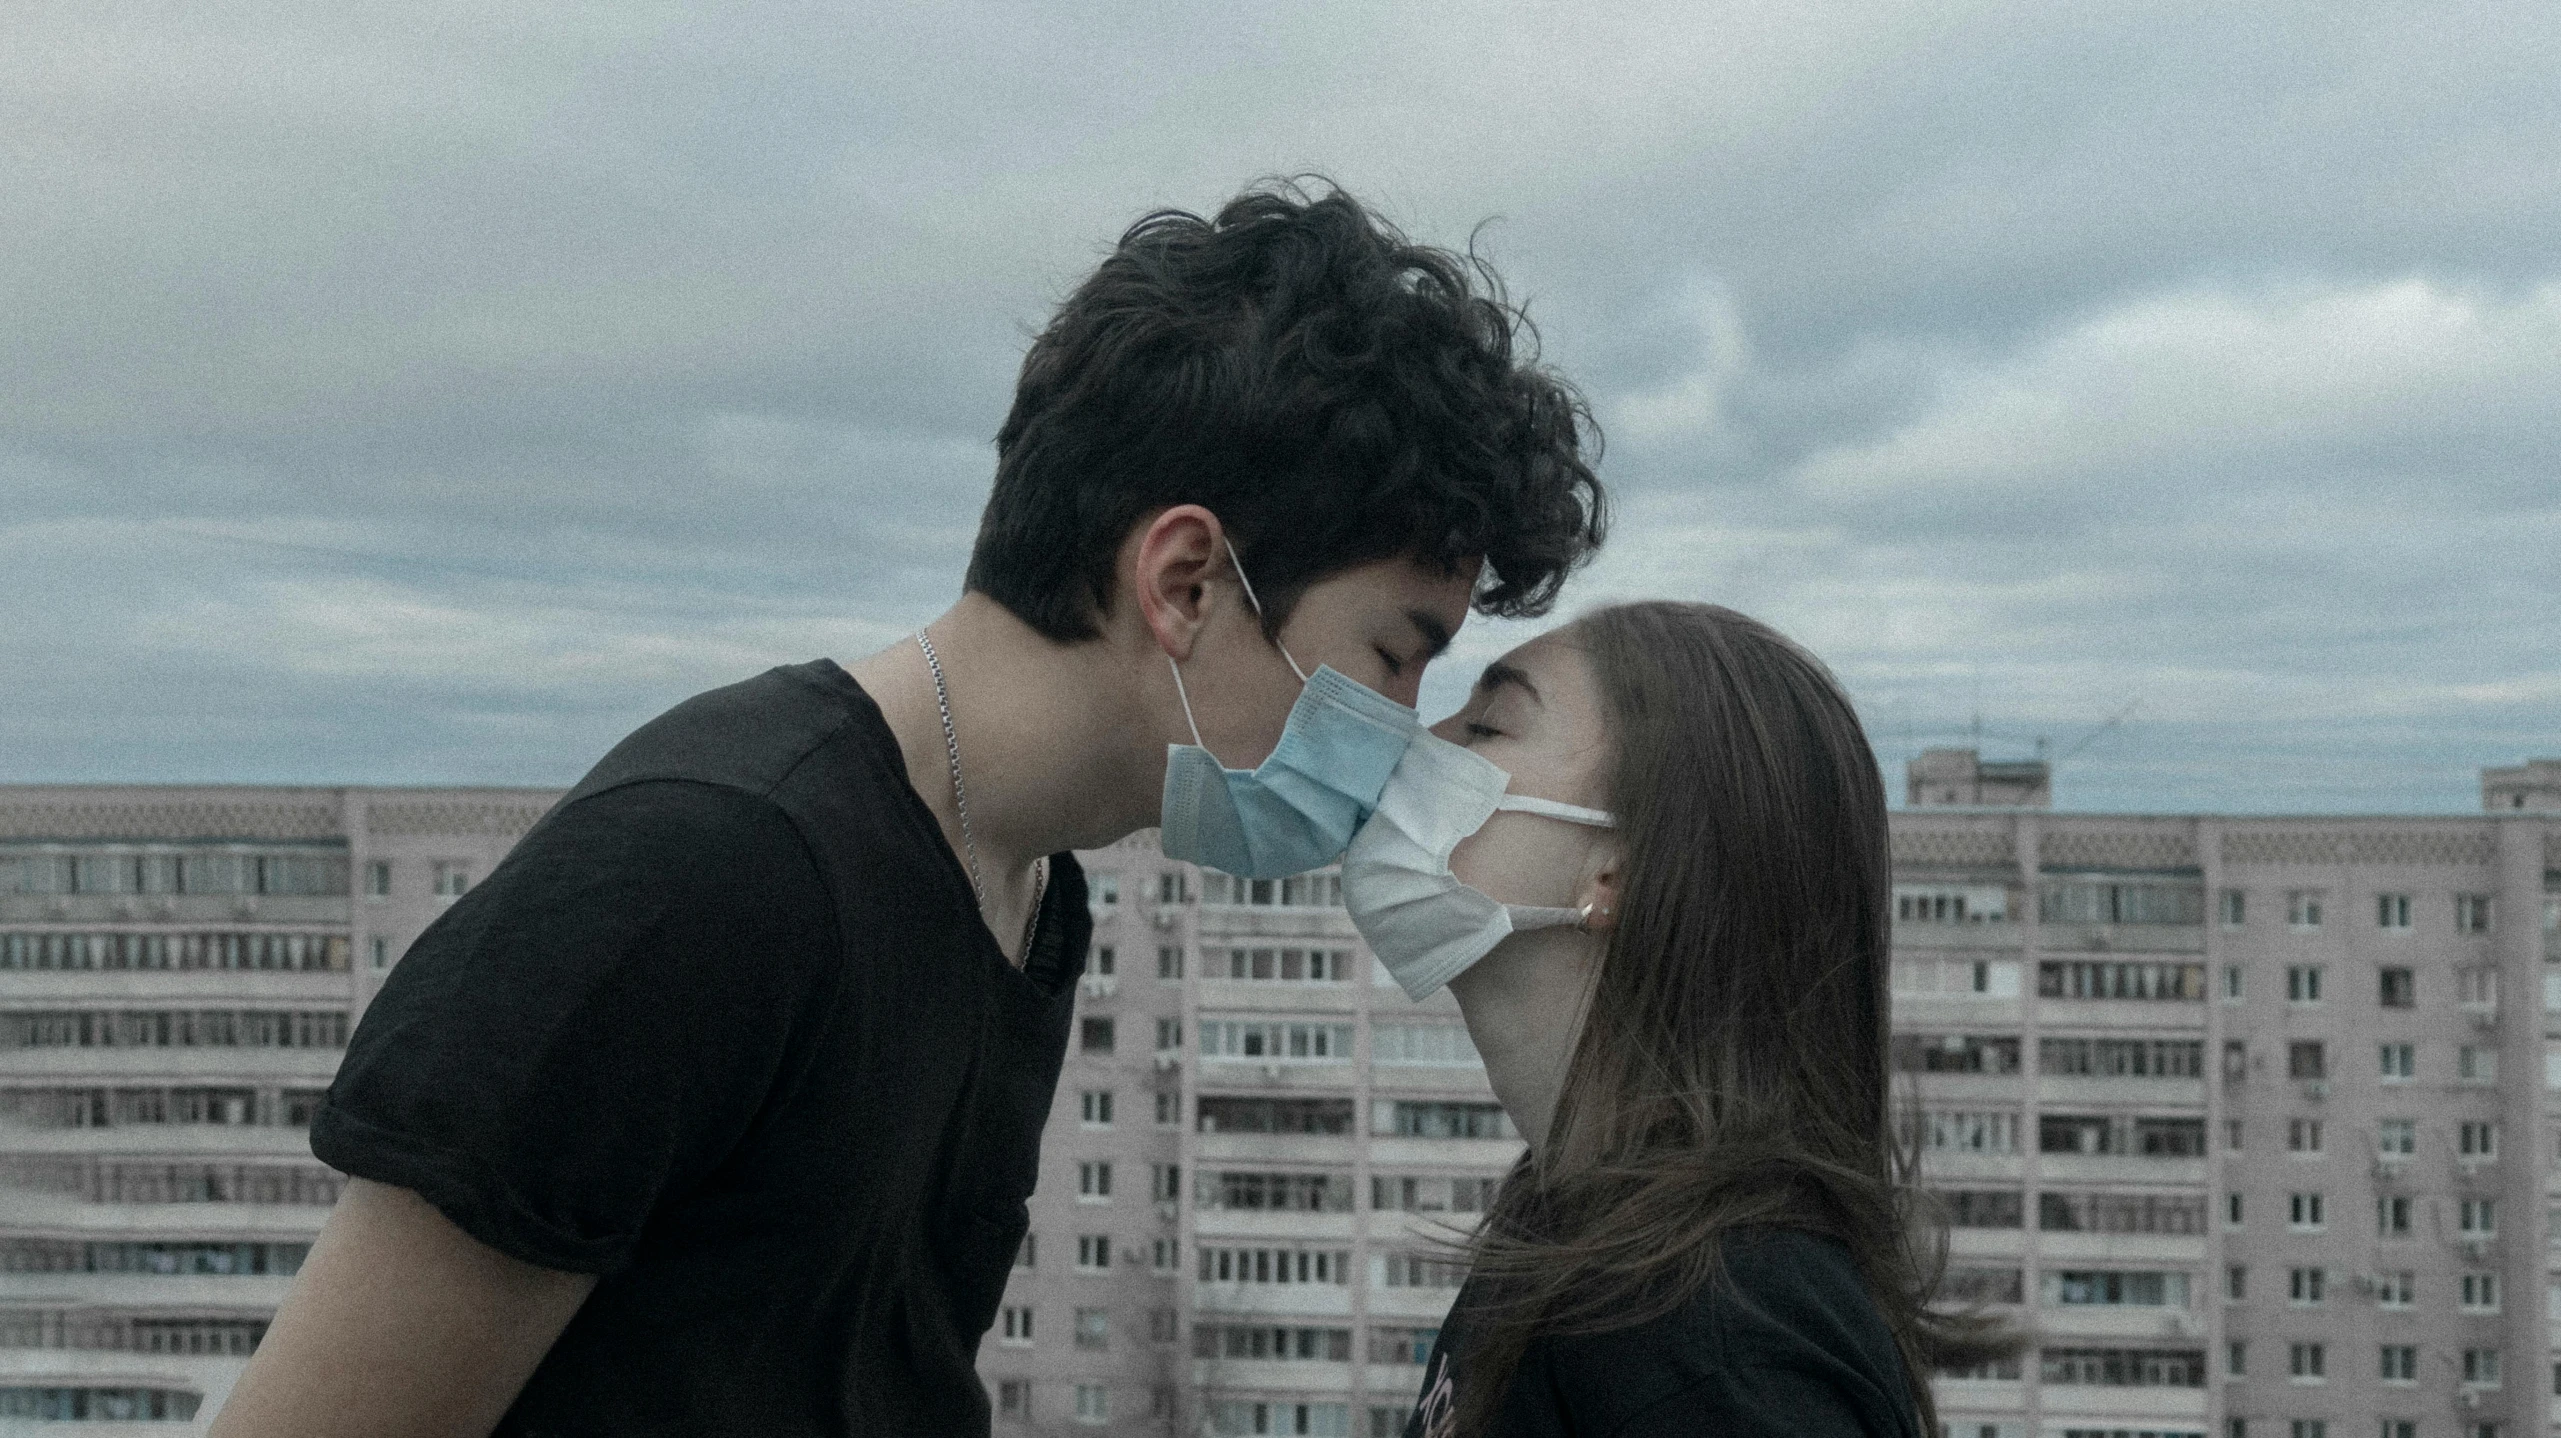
915 627 1046 957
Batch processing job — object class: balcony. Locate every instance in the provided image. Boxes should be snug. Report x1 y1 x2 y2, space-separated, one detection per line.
0 1049 343 1083
1189 1285 1353 1319
0 971 353 1005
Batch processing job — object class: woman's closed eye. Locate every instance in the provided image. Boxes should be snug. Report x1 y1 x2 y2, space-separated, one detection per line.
1463 721 1504 741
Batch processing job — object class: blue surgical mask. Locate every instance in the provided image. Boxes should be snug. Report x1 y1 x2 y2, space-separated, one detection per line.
1158 546 1421 878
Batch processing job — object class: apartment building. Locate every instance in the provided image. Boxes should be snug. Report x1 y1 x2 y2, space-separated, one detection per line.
4 767 2555 1438
0 786 552 1424
985 832 1515 1437
1902 761 2561 1438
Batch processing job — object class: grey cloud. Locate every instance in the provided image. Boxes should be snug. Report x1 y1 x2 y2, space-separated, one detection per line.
3 0 2555 805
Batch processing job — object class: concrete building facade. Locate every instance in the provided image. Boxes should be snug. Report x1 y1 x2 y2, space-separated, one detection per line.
0 786 553 1426
3 775 2556 1438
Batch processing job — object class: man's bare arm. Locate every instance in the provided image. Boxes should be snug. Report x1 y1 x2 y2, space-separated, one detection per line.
208 1177 599 1438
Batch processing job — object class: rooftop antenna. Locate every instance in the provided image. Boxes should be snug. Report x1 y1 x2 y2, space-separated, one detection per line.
2055 698 2143 765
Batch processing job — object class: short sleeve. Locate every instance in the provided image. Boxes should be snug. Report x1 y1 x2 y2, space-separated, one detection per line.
312 780 842 1275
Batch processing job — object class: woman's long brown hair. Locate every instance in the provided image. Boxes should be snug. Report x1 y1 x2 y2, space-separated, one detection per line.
1442 601 2008 1436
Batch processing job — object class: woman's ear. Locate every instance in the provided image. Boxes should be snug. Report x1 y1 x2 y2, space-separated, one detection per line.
1574 845 1622 934
1129 505 1226 663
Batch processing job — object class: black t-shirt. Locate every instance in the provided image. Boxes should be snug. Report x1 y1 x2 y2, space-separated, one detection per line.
312 660 1090 1437
1403 1228 1922 1438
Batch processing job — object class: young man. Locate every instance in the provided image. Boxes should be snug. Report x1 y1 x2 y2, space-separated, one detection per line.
210 181 1605 1438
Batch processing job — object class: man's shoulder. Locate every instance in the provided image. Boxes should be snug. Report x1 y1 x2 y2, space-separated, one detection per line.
565 660 883 808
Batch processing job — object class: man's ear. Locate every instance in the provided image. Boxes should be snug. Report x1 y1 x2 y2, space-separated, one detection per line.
1130 505 1228 664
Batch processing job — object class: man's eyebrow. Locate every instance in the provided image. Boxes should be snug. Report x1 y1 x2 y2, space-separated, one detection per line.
1405 608 1454 660
1478 661 1542 704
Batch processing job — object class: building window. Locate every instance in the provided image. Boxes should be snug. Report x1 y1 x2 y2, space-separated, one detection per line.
1072 1383 1108 1425
1157 872 1188 904
2219 889 2246 927
997 1380 1029 1419
2226 1192 2244 1227
2376 1195 2412 1237
1079 1090 1113 1127
2458 1198 2496 1236
2287 1192 2324 1231
1157 945 1184 980
2378 1043 2414 1081
2035 959 2206 1000
1079 1018 1114 1054
1015 1233 1036 1269
1077 1162 1112 1201
1204 945 1358 982
2285 966 2323 1003
1154 1018 1182 1052
2376 1119 2415 1155
2287 890 2324 929
2225 1265 2246 1301
2288 1267 2324 1305
2287 1042 2326 1080
1148 1307 1178 1343
2460 1271 2500 1312
1372 1023 1485 1067
1936 1184 2018 1230
2222 965 2243 1001
1149 1163 1180 1203
369 937 389 969
1092 875 1119 907
1073 1307 1109 1350
999 1306 1033 1346
1197 1324 1354 1362
2287 1119 2322 1154
2227 1340 2247 1376
1075 1235 1111 1271
2376 892 2411 930
1090 945 1114 976
2456 893 2494 933
363 861 391 898
2375 1270 2414 1306
1198 1020 1354 1062
2461 1348 2501 1387
2225 1119 2245 1151
2379 1344 2417 1382
2458 1045 2497 1084
2289 1341 2325 1381
2036 1347 2207 1386
2041 1270 2192 1307
2288 1423 2324 1438
1198 1245 1354 1287
2378 966 2414 1007
431 862 469 899
1150 1237 1178 1274
1154 1091 1179 1126
2459 1121 2498 1158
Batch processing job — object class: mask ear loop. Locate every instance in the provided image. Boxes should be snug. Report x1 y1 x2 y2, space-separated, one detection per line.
1165 657 1208 748
1223 541 1310 684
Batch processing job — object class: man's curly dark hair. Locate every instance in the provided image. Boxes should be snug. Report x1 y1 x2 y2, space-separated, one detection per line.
965 177 1607 640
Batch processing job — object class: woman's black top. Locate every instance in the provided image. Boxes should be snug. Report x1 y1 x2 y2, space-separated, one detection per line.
1403 1227 1922 1438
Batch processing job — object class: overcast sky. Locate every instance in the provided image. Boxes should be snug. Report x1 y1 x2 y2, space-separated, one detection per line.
5 1 2554 813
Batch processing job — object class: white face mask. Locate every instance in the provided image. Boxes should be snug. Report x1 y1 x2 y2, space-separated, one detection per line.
1339 725 1616 1002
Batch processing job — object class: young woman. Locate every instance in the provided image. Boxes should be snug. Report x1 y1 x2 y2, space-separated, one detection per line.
1340 601 1998 1438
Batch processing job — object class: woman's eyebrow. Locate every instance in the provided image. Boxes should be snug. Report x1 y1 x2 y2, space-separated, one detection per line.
1478 661 1543 705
